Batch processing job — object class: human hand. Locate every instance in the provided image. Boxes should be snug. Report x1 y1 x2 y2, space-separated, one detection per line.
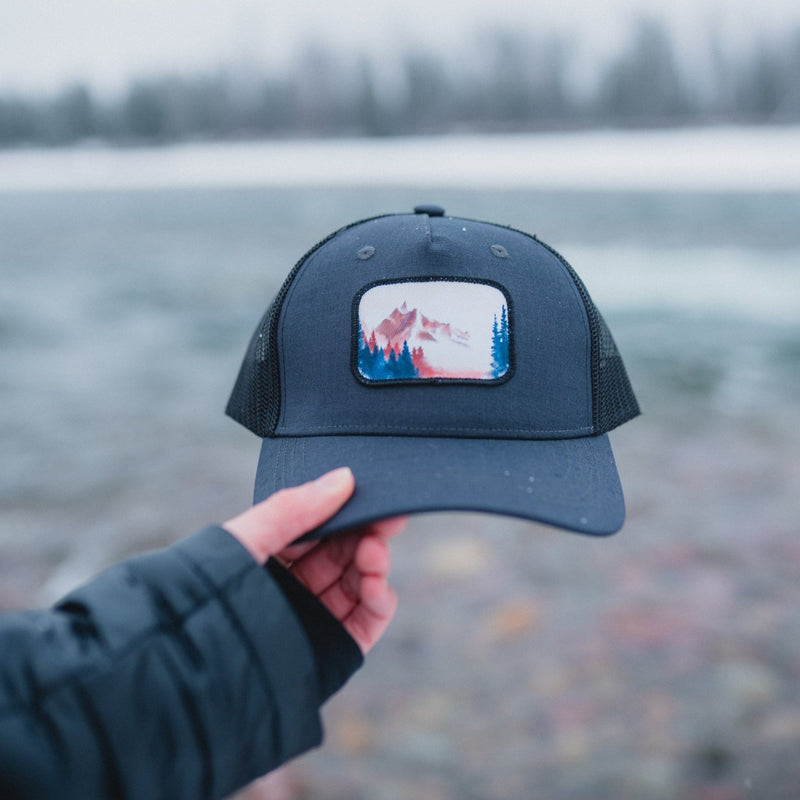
223 468 405 654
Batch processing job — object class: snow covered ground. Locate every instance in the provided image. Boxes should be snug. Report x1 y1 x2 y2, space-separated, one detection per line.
1 125 798 193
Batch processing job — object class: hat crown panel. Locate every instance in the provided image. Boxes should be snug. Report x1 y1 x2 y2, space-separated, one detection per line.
274 216 595 440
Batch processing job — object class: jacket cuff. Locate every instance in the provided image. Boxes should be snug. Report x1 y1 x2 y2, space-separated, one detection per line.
172 527 327 765
266 558 364 703
178 527 362 709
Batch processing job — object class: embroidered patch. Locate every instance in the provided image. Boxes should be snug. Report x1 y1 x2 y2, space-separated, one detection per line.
354 279 511 383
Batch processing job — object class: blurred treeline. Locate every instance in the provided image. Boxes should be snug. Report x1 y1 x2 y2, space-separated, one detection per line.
2 18 799 146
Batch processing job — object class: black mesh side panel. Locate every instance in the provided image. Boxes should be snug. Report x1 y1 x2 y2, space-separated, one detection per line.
226 215 391 437
592 307 641 432
532 236 640 434
225 298 279 437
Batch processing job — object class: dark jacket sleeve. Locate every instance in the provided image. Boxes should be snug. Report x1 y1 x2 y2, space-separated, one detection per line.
0 526 363 800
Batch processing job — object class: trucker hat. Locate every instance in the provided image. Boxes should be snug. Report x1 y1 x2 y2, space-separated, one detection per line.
227 205 639 539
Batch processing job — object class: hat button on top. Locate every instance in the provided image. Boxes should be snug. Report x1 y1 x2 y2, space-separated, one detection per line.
414 204 445 217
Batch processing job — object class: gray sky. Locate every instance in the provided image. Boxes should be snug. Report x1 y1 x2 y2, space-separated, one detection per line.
2 0 799 94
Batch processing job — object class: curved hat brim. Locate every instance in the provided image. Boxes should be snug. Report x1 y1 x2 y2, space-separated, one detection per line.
255 433 625 540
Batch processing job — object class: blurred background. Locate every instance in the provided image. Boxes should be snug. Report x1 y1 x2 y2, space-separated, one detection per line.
1 1 799 798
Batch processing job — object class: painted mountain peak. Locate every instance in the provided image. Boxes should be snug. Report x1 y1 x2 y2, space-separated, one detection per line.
375 303 470 354
356 281 510 382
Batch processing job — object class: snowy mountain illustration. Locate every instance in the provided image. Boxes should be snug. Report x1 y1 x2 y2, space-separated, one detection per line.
374 302 470 351
357 298 509 382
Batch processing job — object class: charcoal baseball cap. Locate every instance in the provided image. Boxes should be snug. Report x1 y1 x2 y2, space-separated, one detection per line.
227 206 639 539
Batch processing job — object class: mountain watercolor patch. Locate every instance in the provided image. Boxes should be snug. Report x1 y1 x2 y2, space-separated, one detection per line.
354 279 511 383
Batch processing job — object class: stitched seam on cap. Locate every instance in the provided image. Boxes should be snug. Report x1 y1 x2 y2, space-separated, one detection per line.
536 244 593 425
275 424 594 435
421 213 432 244
271 437 283 496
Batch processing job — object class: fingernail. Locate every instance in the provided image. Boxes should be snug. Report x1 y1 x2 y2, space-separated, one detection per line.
369 583 396 618
315 467 353 491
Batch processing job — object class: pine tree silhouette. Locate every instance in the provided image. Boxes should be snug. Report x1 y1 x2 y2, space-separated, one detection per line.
397 340 419 379
490 305 510 378
359 326 421 381
491 314 500 373
386 346 398 378
358 322 372 377
499 304 510 372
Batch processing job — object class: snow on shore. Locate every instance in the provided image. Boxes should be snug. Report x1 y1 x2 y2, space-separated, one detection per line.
1 126 798 193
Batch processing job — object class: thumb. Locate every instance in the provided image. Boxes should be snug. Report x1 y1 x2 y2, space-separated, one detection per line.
223 468 355 564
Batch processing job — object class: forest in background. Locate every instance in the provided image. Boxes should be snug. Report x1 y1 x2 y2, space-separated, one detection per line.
1 17 799 146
